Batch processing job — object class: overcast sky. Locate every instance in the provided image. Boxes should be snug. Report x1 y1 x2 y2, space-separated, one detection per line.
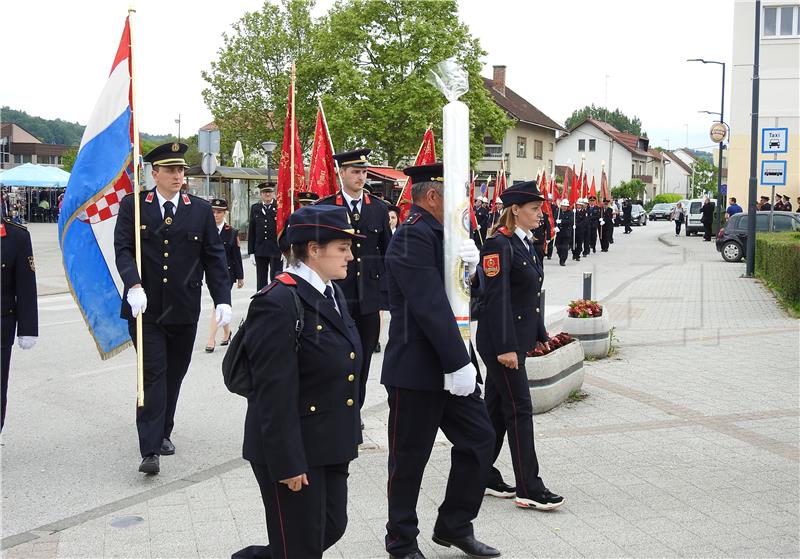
2 0 734 153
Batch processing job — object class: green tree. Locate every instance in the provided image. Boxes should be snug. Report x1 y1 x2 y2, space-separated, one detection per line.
61 147 78 172
202 0 511 168
691 158 718 198
565 104 644 137
611 178 646 200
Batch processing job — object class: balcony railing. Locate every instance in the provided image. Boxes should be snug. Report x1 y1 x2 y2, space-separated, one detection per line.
483 144 503 159
633 174 653 184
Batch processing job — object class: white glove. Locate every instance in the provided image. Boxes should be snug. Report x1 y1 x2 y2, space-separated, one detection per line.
127 286 147 317
600 219 605 225
556 219 561 224
554 227 560 233
459 239 480 270
249 254 257 267
443 362 477 397
215 304 232 327
18 336 37 350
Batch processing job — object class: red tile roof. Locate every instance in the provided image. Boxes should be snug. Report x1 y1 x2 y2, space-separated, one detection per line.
483 78 565 132
568 118 656 159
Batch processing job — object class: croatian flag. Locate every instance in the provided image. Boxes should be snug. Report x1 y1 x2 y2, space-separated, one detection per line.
58 17 135 359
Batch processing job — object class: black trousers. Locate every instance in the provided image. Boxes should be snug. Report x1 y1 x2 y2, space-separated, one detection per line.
555 242 570 265
600 226 612 251
572 234 584 259
703 222 712 240
128 321 198 457
481 351 546 498
589 222 599 250
233 462 349 559
545 239 554 258
255 256 283 291
624 219 632 233
352 310 379 409
384 385 494 556
675 219 683 235
1 316 16 431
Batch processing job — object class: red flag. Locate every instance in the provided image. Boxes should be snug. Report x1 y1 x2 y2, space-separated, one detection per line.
492 162 507 211
397 127 436 221
601 168 609 201
569 165 579 205
540 175 556 239
589 176 598 199
582 173 589 199
468 173 478 230
276 69 306 236
308 105 337 198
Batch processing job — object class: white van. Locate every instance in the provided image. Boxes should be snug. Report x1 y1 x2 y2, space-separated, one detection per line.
684 198 712 236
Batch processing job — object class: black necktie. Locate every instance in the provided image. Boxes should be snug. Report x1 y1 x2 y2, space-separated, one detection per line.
350 200 359 214
323 285 340 315
524 237 537 262
163 200 175 222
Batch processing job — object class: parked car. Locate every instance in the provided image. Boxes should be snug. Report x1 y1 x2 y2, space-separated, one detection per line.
648 203 675 221
684 198 710 236
715 211 800 262
631 204 648 226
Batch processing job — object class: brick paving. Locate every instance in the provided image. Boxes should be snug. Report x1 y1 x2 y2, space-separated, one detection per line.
2 226 798 558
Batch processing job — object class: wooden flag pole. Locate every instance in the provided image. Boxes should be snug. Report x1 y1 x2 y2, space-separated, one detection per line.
128 5 144 408
289 63 296 211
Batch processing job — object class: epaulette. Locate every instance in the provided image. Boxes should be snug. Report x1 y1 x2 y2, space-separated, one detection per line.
253 272 297 298
363 193 372 205
405 213 421 225
181 193 192 205
2 217 27 231
495 226 513 238
145 191 155 203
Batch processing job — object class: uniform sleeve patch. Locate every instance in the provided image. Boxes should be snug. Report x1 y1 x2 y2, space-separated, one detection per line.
483 253 500 277
28 255 36 272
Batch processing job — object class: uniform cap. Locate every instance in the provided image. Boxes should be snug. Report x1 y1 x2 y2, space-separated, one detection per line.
257 182 275 193
296 191 320 204
286 205 366 244
403 162 444 184
499 180 544 206
211 198 228 210
333 148 371 168
144 142 189 167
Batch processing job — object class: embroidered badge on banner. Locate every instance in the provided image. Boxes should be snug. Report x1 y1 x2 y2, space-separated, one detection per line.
483 253 500 277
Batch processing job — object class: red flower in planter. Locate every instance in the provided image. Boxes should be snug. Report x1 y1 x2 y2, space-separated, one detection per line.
567 299 603 318
526 332 575 357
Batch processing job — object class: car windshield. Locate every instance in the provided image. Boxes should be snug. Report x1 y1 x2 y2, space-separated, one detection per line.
633 205 644 211
690 202 702 213
653 204 670 210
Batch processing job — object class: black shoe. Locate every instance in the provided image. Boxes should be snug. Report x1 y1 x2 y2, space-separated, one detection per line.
374 341 381 353
390 552 426 559
514 489 564 510
160 438 175 455
138 455 160 474
485 480 516 498
592 248 596 253
432 533 500 558
220 334 232 346
559 262 566 266
601 249 608 252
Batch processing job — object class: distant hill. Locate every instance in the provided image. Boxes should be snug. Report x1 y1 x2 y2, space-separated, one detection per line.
1 107 176 146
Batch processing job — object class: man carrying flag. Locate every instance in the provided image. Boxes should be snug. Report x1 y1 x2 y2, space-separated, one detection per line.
114 143 232 474
318 149 391 415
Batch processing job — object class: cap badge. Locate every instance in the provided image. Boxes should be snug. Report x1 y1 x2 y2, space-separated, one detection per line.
171 143 180 152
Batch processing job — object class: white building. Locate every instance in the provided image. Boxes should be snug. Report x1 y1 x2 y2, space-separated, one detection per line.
728 0 799 207
662 150 695 198
476 66 565 184
555 118 667 201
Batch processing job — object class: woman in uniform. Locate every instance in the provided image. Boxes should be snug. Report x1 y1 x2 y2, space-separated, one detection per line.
205 198 243 352
476 181 564 511
233 205 364 559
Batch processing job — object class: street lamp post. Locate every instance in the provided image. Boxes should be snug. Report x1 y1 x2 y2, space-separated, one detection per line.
687 58 726 233
261 140 277 190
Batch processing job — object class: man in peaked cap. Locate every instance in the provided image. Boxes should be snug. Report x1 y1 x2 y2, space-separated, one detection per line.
317 148 391 417
381 162 499 559
248 183 281 290
115 142 232 475
587 195 601 253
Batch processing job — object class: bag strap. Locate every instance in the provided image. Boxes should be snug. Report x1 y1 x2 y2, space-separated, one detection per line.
287 285 304 352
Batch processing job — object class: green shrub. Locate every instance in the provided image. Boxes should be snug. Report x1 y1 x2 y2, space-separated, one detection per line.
645 193 682 211
755 232 800 314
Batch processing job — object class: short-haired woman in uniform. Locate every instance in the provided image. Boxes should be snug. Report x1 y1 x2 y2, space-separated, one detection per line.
233 205 364 559
476 181 564 511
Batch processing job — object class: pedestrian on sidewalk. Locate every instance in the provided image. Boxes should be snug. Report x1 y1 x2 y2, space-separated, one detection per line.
382 162 500 559
204 199 243 353
234 206 364 559
477 181 564 512
114 143 232 475
671 202 686 236
700 196 715 241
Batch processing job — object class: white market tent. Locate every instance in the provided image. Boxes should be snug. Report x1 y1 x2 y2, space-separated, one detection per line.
0 163 70 187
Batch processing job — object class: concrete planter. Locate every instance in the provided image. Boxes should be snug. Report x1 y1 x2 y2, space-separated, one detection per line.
563 313 611 358
525 340 585 414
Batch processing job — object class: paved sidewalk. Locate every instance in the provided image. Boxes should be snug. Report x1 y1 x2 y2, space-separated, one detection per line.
3 224 799 558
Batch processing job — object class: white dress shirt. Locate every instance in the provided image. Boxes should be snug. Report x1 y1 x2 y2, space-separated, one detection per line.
285 261 340 315
155 190 181 218
341 189 363 214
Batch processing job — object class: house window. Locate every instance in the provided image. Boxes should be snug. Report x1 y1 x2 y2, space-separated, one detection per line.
631 164 635 175
589 139 596 152
764 5 799 37
548 142 553 152
654 166 659 178
578 139 586 152
517 136 527 158
484 144 502 158
534 140 543 160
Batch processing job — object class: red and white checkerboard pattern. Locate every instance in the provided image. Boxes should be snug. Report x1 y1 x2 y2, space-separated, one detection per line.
78 172 132 224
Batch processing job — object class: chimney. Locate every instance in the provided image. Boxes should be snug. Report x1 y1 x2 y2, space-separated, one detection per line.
492 65 506 96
